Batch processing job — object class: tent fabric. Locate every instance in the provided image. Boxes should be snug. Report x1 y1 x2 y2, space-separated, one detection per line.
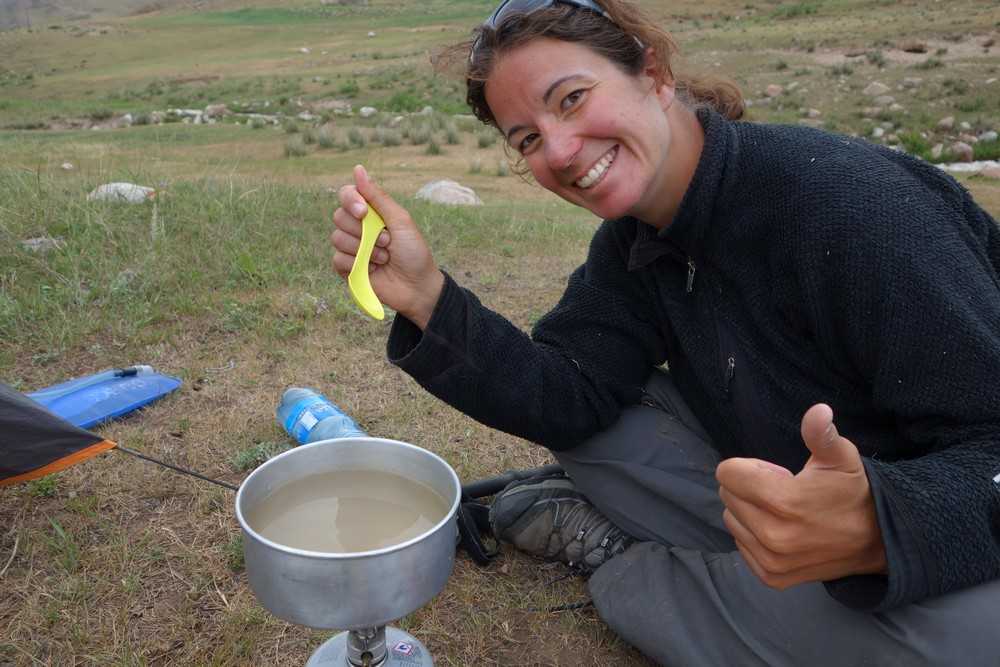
0 382 116 487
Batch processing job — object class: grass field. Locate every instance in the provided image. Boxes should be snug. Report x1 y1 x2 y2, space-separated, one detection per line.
2 1 1000 665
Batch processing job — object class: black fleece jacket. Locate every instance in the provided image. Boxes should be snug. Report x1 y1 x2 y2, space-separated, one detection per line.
386 109 1000 612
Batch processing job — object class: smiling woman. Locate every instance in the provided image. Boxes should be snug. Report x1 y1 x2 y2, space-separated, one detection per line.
329 1 1000 665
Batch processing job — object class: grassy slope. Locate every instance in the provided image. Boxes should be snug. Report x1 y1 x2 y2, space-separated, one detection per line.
1 1 1000 666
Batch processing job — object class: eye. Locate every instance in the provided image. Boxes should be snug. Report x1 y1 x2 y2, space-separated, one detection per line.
561 88 586 112
518 132 539 153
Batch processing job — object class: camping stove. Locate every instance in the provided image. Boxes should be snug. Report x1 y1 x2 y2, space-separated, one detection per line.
306 625 433 667
235 437 460 667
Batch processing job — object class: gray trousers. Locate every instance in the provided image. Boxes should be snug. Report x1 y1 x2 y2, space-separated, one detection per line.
553 369 1000 667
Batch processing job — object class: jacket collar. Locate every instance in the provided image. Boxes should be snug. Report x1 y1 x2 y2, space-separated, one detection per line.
626 107 732 271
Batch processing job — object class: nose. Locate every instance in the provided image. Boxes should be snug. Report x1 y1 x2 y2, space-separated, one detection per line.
542 123 582 173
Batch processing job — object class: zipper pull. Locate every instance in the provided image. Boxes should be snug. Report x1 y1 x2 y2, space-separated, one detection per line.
725 356 735 393
686 258 696 293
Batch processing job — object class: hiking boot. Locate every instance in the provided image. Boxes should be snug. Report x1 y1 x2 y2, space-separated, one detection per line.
489 473 633 572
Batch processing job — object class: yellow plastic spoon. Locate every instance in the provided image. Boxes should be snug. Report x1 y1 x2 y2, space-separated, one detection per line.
347 205 387 320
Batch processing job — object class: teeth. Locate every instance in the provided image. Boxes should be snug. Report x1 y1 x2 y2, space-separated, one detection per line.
575 147 616 189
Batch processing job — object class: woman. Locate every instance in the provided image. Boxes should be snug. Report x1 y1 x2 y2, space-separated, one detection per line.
331 1 1000 664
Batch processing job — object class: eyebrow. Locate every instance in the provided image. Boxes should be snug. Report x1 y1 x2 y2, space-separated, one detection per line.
503 73 586 144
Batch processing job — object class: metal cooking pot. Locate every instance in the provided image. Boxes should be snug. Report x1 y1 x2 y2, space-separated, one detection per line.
235 437 461 630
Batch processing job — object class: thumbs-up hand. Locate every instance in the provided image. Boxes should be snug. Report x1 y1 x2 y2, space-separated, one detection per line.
332 165 444 329
715 404 887 589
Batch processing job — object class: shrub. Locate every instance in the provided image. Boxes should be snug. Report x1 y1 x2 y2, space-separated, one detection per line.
374 127 401 146
496 160 509 177
90 109 113 121
828 64 853 77
425 140 442 155
914 57 943 70
445 123 460 145
468 157 482 174
338 80 360 96
409 126 430 145
250 117 266 130
866 50 886 67
283 120 300 134
133 113 151 126
302 128 318 145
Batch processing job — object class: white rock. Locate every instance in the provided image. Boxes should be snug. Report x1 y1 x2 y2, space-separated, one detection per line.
87 182 156 203
807 108 822 118
936 159 1000 173
389 115 405 127
359 106 377 118
298 112 317 121
902 77 923 88
960 121 972 131
61 162 74 170
873 95 895 106
937 116 955 131
863 81 890 97
204 104 229 118
21 236 65 253
299 47 311 54
415 180 483 206
764 84 783 98
367 31 376 38
872 127 885 139
979 130 998 143
420 106 434 115
931 143 944 159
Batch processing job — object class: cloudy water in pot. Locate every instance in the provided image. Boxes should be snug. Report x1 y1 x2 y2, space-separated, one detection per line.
246 469 449 553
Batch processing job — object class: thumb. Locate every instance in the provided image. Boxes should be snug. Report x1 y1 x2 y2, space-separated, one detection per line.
800 403 859 471
353 165 408 230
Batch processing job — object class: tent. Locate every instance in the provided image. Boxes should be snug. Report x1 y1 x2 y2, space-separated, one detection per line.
0 381 116 486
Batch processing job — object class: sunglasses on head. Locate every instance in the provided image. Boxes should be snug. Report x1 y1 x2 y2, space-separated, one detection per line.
471 0 614 62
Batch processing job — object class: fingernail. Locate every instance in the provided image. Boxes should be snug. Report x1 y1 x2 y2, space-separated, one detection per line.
358 165 368 180
376 231 389 247
351 203 367 218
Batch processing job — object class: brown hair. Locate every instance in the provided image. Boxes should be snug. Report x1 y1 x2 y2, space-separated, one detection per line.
438 0 744 131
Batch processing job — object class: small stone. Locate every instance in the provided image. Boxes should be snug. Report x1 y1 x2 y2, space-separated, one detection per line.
949 141 974 162
367 31 376 38
61 162 74 170
21 236 65 253
873 95 895 106
886 133 899 143
359 106 377 118
863 81 891 97
902 77 923 88
872 127 885 139
765 84 783 98
959 133 979 144
389 115 405 127
960 121 972 131
931 143 944 159
888 103 905 112
937 116 955 131
979 130 998 143
880 121 894 130
298 47 310 54
807 108 822 118
420 106 434 115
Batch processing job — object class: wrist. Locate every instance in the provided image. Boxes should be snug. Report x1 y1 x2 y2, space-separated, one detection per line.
404 269 445 330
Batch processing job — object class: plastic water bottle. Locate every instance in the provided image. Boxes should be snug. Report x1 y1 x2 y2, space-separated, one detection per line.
277 388 367 445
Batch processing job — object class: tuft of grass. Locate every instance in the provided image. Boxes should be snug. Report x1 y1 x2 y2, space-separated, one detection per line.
828 63 853 77
914 57 944 70
27 475 59 497
477 130 498 148
224 535 245 572
771 2 818 19
496 160 509 177
866 50 886 67
284 136 308 157
302 128 318 145
409 125 431 145
974 139 1000 162
283 119 300 134
445 123 461 145
347 126 367 147
250 117 266 129
468 157 482 174
231 441 292 472
46 518 80 573
426 139 443 155
316 127 335 148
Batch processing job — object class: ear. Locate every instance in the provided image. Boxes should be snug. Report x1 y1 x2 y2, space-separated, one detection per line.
641 47 675 108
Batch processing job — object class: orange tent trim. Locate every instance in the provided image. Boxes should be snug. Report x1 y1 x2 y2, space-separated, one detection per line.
0 439 117 487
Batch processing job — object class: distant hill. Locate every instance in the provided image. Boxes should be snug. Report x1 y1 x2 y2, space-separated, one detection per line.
0 0 198 30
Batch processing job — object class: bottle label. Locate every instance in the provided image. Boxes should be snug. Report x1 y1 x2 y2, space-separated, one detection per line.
284 395 362 443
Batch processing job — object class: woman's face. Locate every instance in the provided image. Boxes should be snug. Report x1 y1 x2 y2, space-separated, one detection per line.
485 37 680 224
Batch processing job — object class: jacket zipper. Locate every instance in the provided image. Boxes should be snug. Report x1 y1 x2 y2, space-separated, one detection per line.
686 258 696 293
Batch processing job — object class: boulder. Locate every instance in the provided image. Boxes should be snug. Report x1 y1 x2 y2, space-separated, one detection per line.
87 182 156 203
863 81 890 97
415 180 483 206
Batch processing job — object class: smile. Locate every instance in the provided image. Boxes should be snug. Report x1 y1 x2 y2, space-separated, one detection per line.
575 145 618 190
